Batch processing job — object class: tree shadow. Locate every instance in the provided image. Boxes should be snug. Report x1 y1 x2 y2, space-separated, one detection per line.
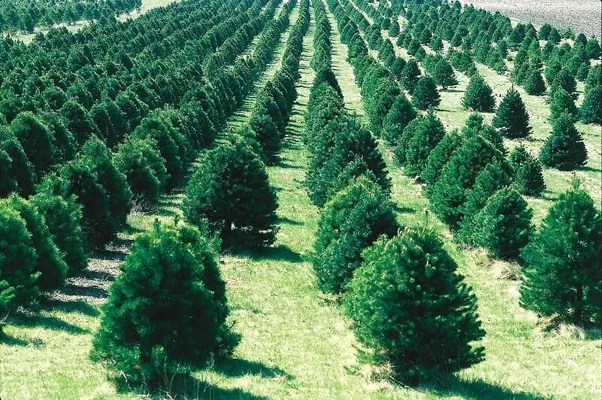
216 358 293 380
393 204 416 215
42 298 100 317
61 283 108 300
578 165 602 173
241 244 304 264
0 332 30 347
424 375 547 400
160 374 271 400
278 216 303 226
277 160 302 169
121 223 144 236
7 310 89 335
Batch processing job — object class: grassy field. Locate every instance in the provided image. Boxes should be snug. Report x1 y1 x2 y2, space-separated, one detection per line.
1 1 600 399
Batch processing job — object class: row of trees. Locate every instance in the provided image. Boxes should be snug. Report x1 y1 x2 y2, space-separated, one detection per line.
0 0 142 33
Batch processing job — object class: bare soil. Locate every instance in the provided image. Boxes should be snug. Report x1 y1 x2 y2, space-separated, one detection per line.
460 0 601 39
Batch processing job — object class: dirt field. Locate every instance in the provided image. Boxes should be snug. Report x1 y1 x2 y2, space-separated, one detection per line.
460 0 601 39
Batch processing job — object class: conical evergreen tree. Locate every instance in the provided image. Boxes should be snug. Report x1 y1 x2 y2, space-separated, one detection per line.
471 187 533 261
0 127 35 197
183 138 278 249
510 146 546 197
540 112 587 170
344 229 485 385
412 76 441 111
430 135 504 229
550 68 577 95
381 94 417 145
9 112 56 176
401 59 422 93
462 74 495 112
580 85 602 125
422 131 464 197
549 88 578 122
91 222 239 387
312 177 399 294
247 106 281 163
520 182 601 326
492 88 532 139
433 59 458 89
405 110 446 177
523 69 546 95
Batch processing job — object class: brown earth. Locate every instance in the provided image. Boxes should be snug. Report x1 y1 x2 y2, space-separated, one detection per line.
460 0 601 39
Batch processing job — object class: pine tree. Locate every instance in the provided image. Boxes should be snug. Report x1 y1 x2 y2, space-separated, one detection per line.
580 85 602 125
422 131 464 197
344 229 485 385
551 68 577 95
520 182 601 326
523 69 546 95
381 94 417 145
462 74 495 112
433 59 458 89
411 76 441 111
390 57 406 79
401 59 421 93
312 177 398 294
471 187 533 261
540 112 587 170
91 222 239 388
247 106 281 163
9 112 56 176
0 128 35 197
510 146 546 197
405 110 446 177
549 88 578 122
492 88 532 139
3 194 67 291
430 135 503 229
184 138 278 249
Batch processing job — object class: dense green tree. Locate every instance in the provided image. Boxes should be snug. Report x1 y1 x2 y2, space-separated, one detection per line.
510 146 546 197
492 88 532 139
312 177 398 294
540 112 587 170
59 100 99 146
462 74 495 112
0 128 35 197
433 59 458 89
9 112 55 177
551 68 577 95
91 222 238 388
184 138 278 249
405 111 446 177
422 131 464 196
549 87 578 122
400 59 421 93
520 182 601 326
523 69 546 96
381 94 417 145
344 229 485 385
411 76 440 111
247 106 281 163
580 85 602 125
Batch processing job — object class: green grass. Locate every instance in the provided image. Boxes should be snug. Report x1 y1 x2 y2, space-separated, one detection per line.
1 2 600 399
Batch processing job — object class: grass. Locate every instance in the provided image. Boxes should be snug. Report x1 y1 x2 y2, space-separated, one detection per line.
1 2 600 399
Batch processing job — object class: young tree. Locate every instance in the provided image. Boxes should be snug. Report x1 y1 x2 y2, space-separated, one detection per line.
549 87 578 122
401 59 421 93
471 187 533 261
433 59 458 89
551 68 577 95
520 182 601 326
381 94 417 145
510 146 546 197
247 105 281 163
411 76 441 111
540 112 587 170
91 222 239 388
523 69 546 96
312 177 398 294
462 74 495 112
183 138 278 249
0 128 35 197
492 88 532 139
344 229 485 385
10 112 56 176
580 85 602 125
405 110 446 177
422 131 464 197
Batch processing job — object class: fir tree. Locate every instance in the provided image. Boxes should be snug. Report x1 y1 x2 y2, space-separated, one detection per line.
520 182 601 326
580 85 602 125
344 229 485 385
312 177 398 294
515 156 546 197
401 59 421 93
540 112 587 170
549 88 578 122
9 112 56 176
183 138 278 249
492 88 532 139
0 128 35 197
471 187 533 261
381 94 417 145
405 110 446 177
551 68 577 95
462 74 495 112
412 76 441 111
523 69 546 96
247 106 281 163
422 131 464 196
91 222 239 388
433 59 458 89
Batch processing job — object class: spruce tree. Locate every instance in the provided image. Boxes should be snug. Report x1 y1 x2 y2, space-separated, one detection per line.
430 135 503 229
523 69 546 96
401 59 421 93
91 222 239 388
520 182 601 326
471 187 533 261
462 74 495 112
549 88 578 122
580 85 602 125
433 59 458 89
540 112 587 170
344 229 485 385
312 177 398 294
183 138 278 249
381 94 417 145
412 76 441 111
3 194 67 291
405 110 446 177
492 88 532 139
